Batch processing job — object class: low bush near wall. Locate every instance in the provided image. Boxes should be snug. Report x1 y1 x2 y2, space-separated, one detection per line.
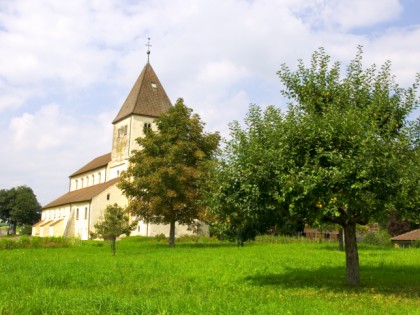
0 236 81 250
255 234 324 244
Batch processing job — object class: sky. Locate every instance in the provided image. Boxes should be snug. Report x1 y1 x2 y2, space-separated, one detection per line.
0 0 419 206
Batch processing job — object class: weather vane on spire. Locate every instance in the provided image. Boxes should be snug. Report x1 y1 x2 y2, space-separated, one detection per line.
146 37 152 63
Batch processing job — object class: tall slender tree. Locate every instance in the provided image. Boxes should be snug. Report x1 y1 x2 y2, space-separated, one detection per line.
119 98 220 247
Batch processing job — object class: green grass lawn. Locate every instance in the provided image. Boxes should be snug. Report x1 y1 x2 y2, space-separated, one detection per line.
0 237 419 314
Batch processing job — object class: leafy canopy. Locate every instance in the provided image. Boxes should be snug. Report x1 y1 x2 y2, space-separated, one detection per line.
276 46 419 227
0 186 41 233
119 98 220 246
206 105 303 245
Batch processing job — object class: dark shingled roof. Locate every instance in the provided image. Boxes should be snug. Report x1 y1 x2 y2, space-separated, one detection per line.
112 63 172 124
43 178 119 209
391 229 420 241
70 153 111 177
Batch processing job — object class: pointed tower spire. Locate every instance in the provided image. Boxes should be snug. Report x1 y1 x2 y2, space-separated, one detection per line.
112 62 172 124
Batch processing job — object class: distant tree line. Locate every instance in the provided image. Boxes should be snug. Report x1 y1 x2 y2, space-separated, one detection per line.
0 186 41 234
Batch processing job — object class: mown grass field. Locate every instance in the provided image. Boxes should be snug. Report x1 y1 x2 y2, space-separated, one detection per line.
1 236 419 314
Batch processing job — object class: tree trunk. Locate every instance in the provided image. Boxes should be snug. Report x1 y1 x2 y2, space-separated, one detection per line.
111 237 116 256
169 220 176 247
11 221 17 235
343 223 359 285
338 228 344 251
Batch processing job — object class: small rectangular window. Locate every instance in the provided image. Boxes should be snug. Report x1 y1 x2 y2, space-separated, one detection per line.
144 123 152 134
107 193 110 200
76 208 79 220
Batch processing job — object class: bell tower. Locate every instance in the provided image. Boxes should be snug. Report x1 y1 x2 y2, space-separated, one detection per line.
109 41 172 179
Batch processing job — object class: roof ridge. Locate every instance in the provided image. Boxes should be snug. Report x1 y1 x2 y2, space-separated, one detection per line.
70 152 111 177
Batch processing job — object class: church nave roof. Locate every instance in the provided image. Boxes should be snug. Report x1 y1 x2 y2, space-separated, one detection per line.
43 178 119 209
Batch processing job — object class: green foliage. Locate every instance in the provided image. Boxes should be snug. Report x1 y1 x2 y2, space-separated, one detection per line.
0 186 41 233
0 238 419 314
90 203 136 255
19 224 33 235
275 47 419 285
209 46 419 284
154 233 167 242
206 105 303 245
276 47 419 227
0 236 78 250
361 230 391 247
119 98 220 247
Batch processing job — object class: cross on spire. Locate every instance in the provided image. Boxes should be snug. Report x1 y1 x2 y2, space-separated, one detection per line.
146 37 152 63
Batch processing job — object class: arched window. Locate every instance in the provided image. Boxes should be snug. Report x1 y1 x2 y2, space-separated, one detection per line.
92 174 95 185
86 176 89 186
98 172 101 183
81 178 84 188
84 207 88 220
76 208 79 220
75 179 78 190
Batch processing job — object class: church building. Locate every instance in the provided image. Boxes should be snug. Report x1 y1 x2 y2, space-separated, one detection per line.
32 54 194 240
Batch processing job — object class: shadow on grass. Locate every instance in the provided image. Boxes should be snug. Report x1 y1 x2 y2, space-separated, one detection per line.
244 265 420 297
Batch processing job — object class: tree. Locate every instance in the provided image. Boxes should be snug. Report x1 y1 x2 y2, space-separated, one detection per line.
0 186 41 234
275 47 419 284
119 98 220 247
90 204 136 255
205 106 303 245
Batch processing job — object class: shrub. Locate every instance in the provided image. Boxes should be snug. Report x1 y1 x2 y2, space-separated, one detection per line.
0 239 18 249
19 236 31 248
19 224 33 235
0 236 82 250
361 230 391 246
255 234 317 244
154 233 166 242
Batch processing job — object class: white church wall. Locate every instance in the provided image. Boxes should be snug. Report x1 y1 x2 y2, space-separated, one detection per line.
111 118 131 165
72 202 90 240
129 115 156 154
34 205 72 237
69 166 107 191
89 184 128 238
108 163 126 180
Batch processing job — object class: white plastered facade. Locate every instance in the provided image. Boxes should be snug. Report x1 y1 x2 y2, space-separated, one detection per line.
32 62 200 240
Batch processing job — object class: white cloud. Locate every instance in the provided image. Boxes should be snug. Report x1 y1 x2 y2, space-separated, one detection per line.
295 0 402 32
3 103 113 204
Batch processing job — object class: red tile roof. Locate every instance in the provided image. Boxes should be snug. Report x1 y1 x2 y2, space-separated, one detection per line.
391 229 420 241
43 178 119 209
70 153 111 177
112 63 172 124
